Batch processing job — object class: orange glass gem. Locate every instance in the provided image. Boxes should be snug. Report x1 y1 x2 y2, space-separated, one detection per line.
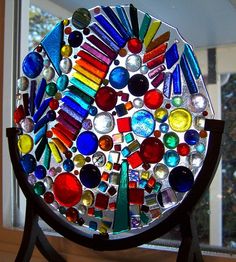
199 130 208 138
66 207 78 223
64 27 72 35
99 135 113 151
125 101 133 110
154 130 161 138
119 48 127 57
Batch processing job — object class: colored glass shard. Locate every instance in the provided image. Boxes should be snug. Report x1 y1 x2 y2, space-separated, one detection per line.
102 6 130 41
62 95 89 117
144 20 161 48
113 160 130 233
139 13 151 41
129 4 139 38
29 80 36 116
87 35 117 60
70 77 96 98
151 72 165 88
35 136 47 161
81 42 112 66
116 5 133 37
173 64 181 94
180 54 198 94
34 125 47 144
163 72 172 98
89 23 120 53
60 104 84 123
34 78 46 109
41 22 63 75
43 143 51 170
147 54 165 69
143 43 167 63
184 44 201 79
33 98 52 123
165 43 179 69
73 71 99 91
146 31 170 52
58 109 82 130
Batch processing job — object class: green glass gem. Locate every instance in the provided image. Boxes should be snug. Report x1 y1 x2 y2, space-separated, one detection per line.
140 212 150 224
94 210 103 219
46 82 57 96
43 143 51 170
34 181 46 195
153 182 162 193
163 132 179 149
125 133 134 143
59 206 66 214
172 96 183 107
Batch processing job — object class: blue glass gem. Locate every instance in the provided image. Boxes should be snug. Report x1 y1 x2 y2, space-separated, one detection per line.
165 43 179 69
196 143 205 153
163 150 180 167
184 44 201 79
115 103 127 117
160 123 169 133
76 131 98 155
173 64 181 95
89 106 98 116
22 52 44 79
131 109 155 138
184 129 200 145
89 221 98 231
180 54 198 94
21 153 37 173
34 165 46 179
41 22 64 75
63 159 74 172
109 67 129 89
169 166 194 192
80 164 101 188
57 75 69 91
46 110 56 121
101 6 130 41
68 30 83 47
95 14 126 47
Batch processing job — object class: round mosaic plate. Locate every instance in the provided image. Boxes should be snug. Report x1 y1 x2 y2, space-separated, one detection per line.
14 4 214 238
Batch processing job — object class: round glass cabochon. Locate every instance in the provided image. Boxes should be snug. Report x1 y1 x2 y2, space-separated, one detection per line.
15 4 214 237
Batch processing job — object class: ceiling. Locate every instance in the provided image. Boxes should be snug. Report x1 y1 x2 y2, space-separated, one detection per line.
50 0 236 49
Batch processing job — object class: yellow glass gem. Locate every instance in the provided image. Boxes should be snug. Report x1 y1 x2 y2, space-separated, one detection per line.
168 108 192 132
144 20 161 48
73 154 85 168
61 45 72 57
18 134 33 154
141 171 150 180
98 226 108 234
154 108 168 123
63 19 69 26
48 142 62 163
81 190 94 206
105 161 113 171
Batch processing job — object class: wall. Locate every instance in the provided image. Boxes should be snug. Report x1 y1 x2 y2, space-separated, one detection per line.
0 0 236 261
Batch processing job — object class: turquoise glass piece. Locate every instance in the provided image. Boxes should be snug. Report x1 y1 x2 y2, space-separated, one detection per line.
34 78 46 109
41 22 63 75
164 150 180 167
115 5 133 37
95 14 126 47
35 136 47 161
68 86 94 105
180 54 198 94
165 43 179 69
63 91 90 111
129 4 139 38
125 133 134 143
113 160 130 233
131 110 155 138
139 13 151 41
89 23 120 53
70 77 96 97
43 143 51 170
62 95 89 117
184 44 201 79
102 6 130 41
121 146 130 157
163 72 172 98
173 64 181 95
56 75 69 91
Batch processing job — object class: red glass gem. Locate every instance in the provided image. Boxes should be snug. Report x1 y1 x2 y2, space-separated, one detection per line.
113 163 121 171
127 151 143 169
154 130 161 138
64 27 72 35
140 137 165 163
142 163 151 170
127 38 143 54
148 176 156 188
66 207 78 223
117 117 132 133
177 143 190 156
129 188 144 204
129 181 137 188
74 170 79 175
202 111 208 116
145 185 153 193
65 151 72 159
46 130 53 138
88 207 95 216
36 45 42 52
95 193 109 210
108 186 116 196
144 89 163 109
53 172 82 207
109 202 116 210
199 130 208 138
165 103 171 109
95 86 117 111
49 99 59 110
114 144 121 151
101 171 109 181
44 191 54 204
14 105 25 124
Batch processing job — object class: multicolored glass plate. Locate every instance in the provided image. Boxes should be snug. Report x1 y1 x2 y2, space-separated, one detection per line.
14 4 214 236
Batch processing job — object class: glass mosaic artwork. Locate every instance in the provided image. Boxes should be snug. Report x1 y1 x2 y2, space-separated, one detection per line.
14 4 214 236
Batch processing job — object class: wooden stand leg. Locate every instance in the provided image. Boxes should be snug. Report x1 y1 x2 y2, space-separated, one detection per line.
177 212 204 262
15 199 66 262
